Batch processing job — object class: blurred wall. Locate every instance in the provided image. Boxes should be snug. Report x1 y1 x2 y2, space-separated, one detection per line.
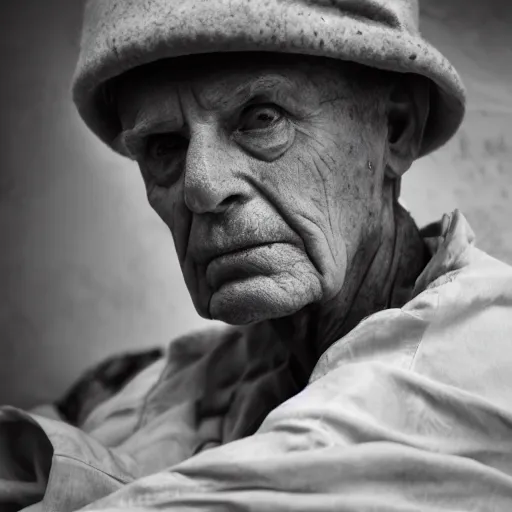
0 0 511 408
402 0 512 262
0 0 213 408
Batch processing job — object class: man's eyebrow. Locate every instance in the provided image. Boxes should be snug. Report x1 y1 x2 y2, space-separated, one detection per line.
114 93 185 158
206 74 311 111
114 118 179 158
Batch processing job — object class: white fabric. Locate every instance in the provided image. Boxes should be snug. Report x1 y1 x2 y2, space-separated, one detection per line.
3 210 512 511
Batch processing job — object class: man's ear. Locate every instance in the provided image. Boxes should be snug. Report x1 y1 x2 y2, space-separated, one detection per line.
385 75 431 178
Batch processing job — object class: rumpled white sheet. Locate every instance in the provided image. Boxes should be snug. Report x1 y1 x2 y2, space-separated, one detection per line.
5 210 512 511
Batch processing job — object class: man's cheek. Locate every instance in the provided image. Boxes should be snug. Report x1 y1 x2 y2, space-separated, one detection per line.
249 153 335 268
146 184 189 262
181 256 212 319
253 151 325 219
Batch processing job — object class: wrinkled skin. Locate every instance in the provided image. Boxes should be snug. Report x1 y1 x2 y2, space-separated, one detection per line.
115 54 430 375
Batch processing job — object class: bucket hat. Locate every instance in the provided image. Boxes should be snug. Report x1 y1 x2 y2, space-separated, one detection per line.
72 0 466 157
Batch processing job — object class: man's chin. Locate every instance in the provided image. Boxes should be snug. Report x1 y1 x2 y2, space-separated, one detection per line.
208 274 319 325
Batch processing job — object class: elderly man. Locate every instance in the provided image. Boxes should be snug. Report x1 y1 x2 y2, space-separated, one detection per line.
3 0 512 510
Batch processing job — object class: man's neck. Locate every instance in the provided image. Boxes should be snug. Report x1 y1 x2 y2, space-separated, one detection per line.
266 203 430 385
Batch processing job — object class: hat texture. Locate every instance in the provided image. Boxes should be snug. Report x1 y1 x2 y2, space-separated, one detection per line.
73 0 466 157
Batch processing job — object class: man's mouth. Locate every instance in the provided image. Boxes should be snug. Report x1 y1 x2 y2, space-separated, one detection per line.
197 240 283 267
205 242 285 290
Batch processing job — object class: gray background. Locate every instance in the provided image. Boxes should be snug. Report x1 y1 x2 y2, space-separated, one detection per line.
0 0 511 408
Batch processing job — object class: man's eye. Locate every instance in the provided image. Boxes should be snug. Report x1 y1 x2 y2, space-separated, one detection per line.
146 133 187 160
142 133 187 188
238 105 283 132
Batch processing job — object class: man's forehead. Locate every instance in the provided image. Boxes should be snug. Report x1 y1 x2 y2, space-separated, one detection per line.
114 53 346 124
120 57 314 101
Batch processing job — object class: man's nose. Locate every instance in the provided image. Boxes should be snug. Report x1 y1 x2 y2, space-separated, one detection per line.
183 131 249 215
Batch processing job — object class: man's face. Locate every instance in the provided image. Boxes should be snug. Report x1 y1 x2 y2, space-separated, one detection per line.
116 55 390 325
